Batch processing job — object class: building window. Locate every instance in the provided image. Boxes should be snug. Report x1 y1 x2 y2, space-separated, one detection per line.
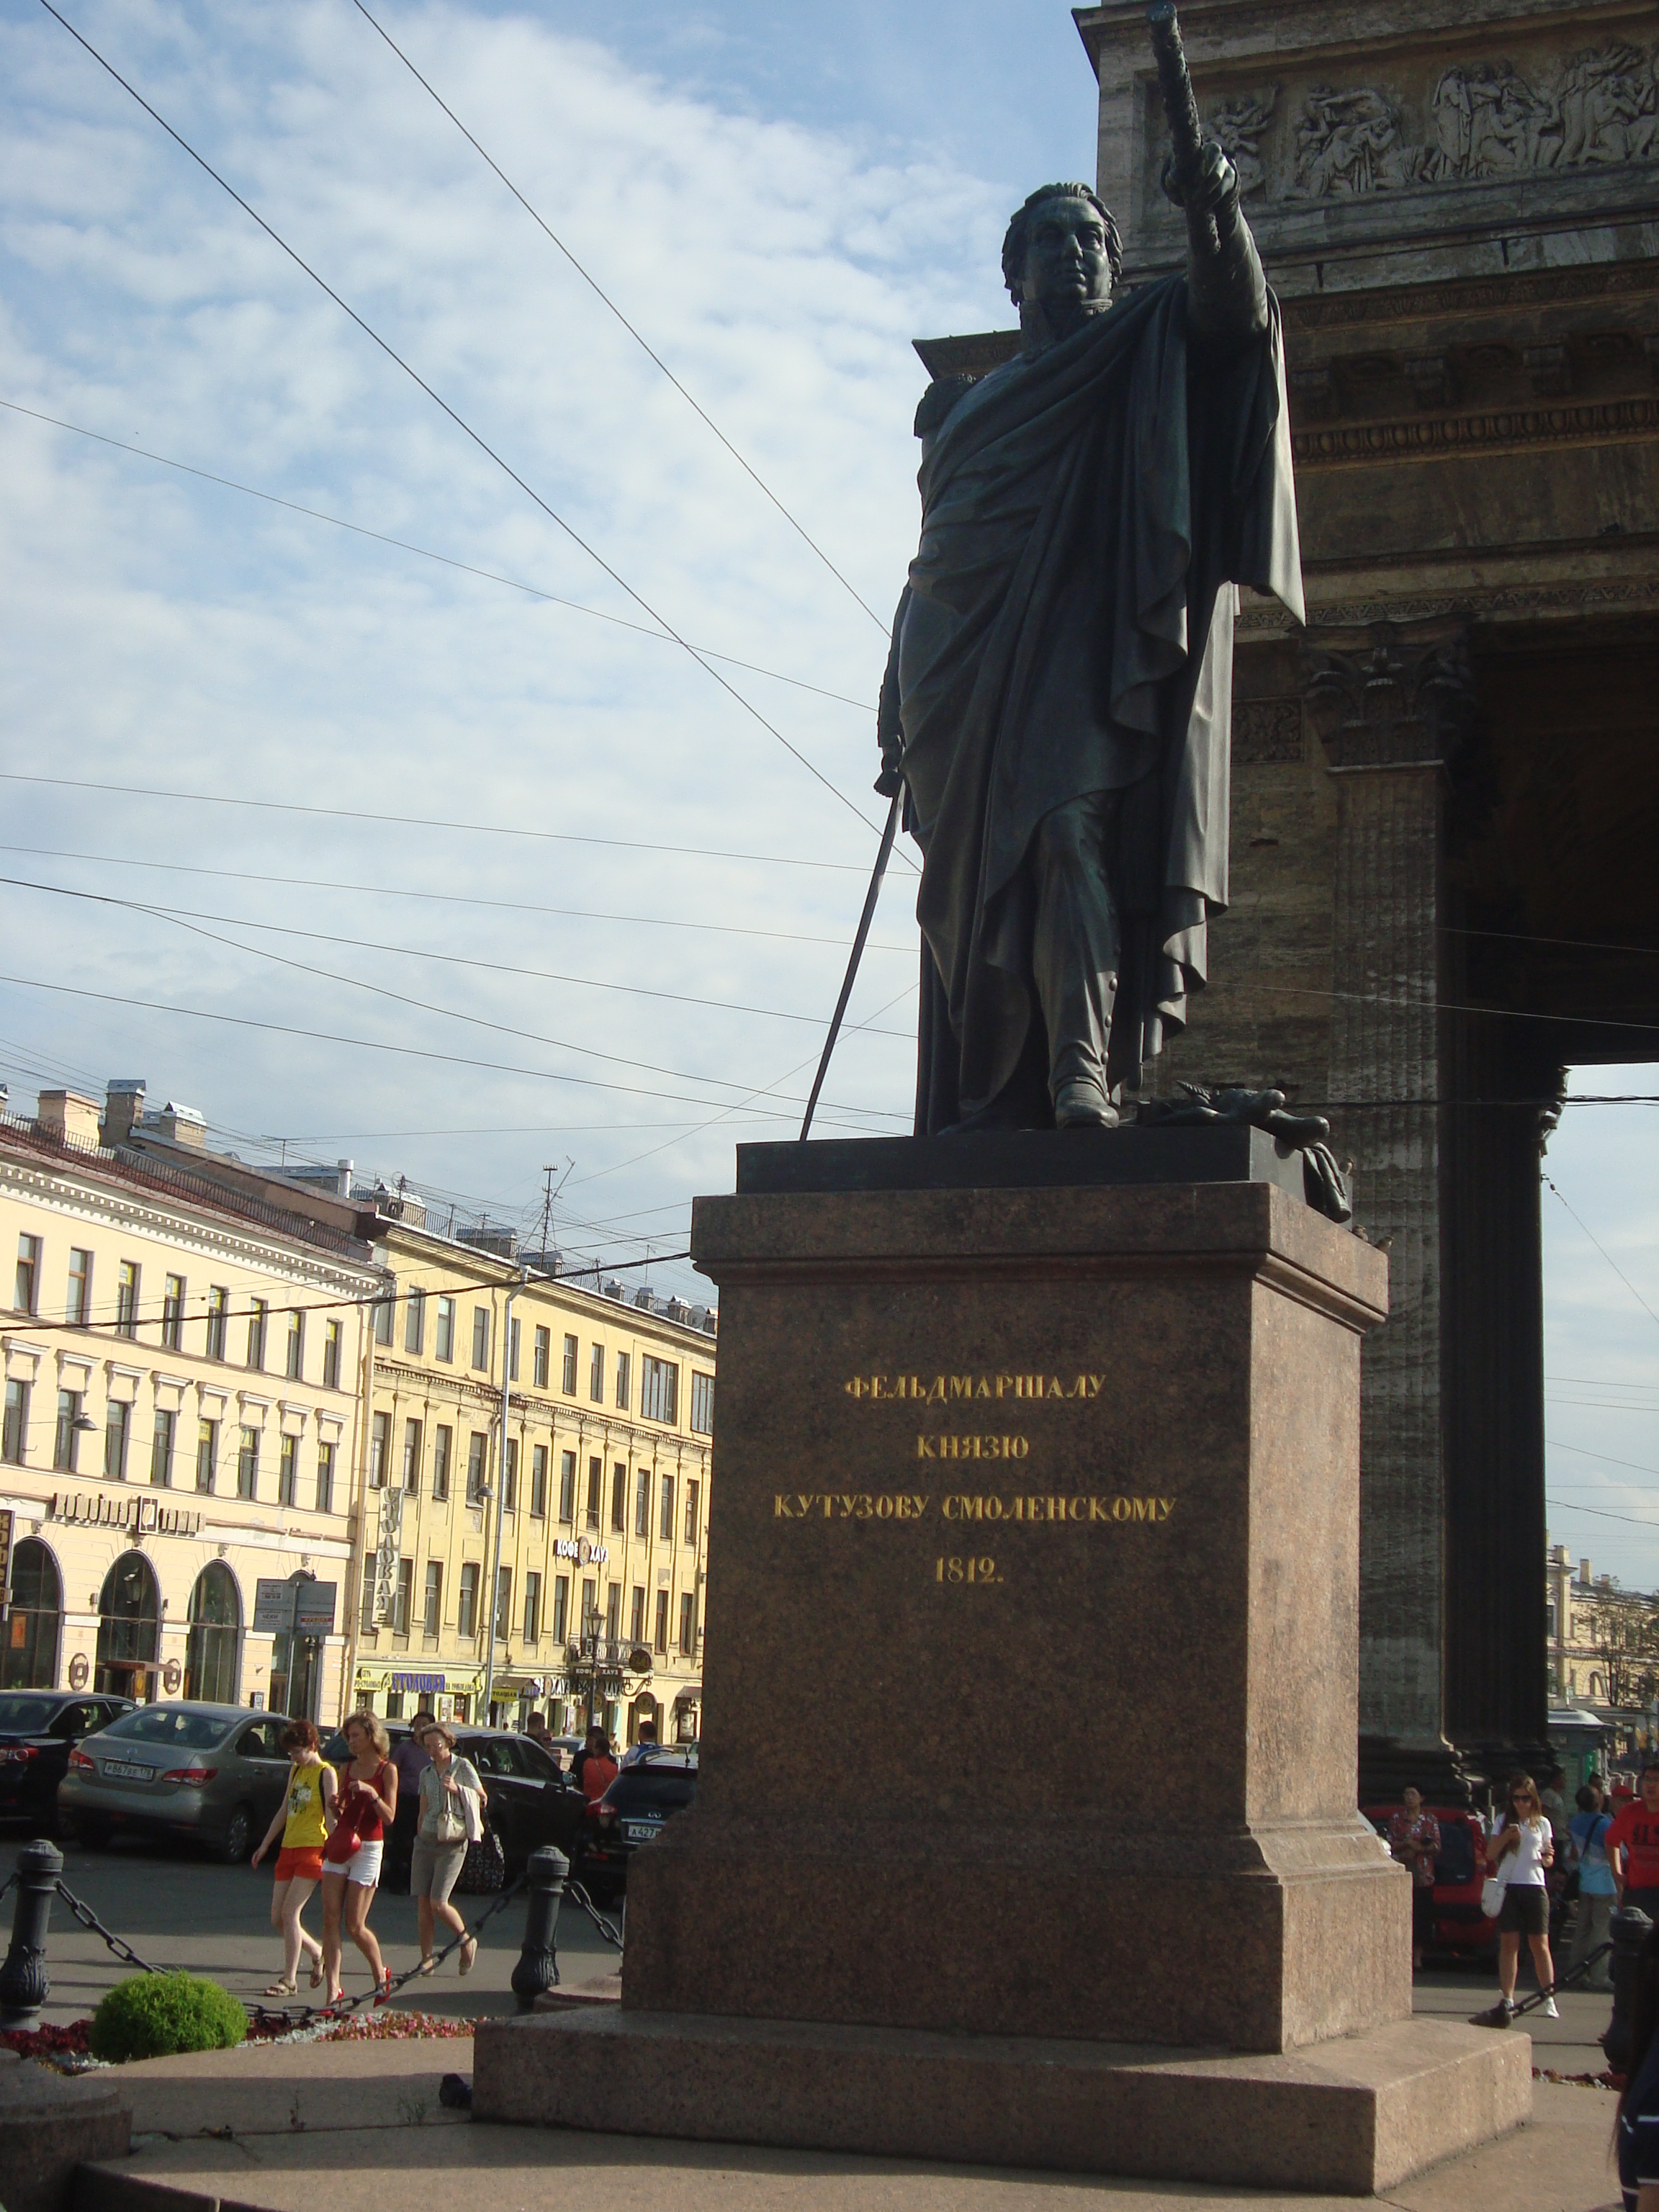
323 1319 342 1391
2 1539 63 1690
402 1419 423 1492
653 1589 668 1655
104 1399 130 1481
115 1261 139 1339
523 1571 541 1642
466 1433 488 1506
315 1439 335 1514
534 1326 550 1388
531 1444 548 1517
67 1247 92 1327
392 1558 413 1635
581 1578 598 1635
359 1556 377 1637
562 1334 577 1394
285 1310 304 1380
435 1298 455 1363
277 1433 299 1506
150 1408 176 1488
2 1379 28 1465
471 1308 490 1372
457 1562 479 1639
659 1474 675 1542
405 1288 426 1356
205 1285 228 1361
589 1344 604 1403
373 1283 395 1346
423 1560 443 1635
630 1586 645 1642
605 1583 621 1640
54 1389 82 1473
559 1449 575 1523
369 1409 389 1489
159 1274 184 1352
611 1462 626 1533
552 1574 569 1644
14 1235 40 1316
635 1467 650 1538
246 1299 268 1371
690 1370 714 1436
508 1316 520 1383
433 1424 451 1501
616 1352 630 1411
585 1456 601 1529
503 1437 518 1514
685 1478 701 1545
237 1425 259 1500
641 1355 678 1426
494 1567 511 1642
678 1591 697 1655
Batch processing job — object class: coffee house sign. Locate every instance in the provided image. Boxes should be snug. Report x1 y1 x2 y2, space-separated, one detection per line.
48 1491 204 1538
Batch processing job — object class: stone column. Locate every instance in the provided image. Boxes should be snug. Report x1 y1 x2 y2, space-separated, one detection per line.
1303 622 1473 1794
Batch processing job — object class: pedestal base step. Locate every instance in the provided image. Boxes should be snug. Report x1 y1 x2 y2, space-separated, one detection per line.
472 2006 1530 2196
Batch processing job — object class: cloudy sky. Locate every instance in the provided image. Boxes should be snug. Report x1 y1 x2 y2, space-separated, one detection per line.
1 1 1653 1584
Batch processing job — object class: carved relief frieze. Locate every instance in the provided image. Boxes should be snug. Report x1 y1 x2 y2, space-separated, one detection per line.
1205 40 1659 204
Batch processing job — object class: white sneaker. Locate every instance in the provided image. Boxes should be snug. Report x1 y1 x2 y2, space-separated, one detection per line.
1542 1997 1560 2018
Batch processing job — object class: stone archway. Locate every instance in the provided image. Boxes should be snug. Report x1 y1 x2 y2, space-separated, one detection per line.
95 1551 160 1701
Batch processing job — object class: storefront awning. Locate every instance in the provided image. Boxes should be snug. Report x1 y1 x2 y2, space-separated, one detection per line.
672 1681 703 1707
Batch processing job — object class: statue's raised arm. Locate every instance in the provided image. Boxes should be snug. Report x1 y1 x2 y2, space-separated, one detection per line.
1149 0 1268 345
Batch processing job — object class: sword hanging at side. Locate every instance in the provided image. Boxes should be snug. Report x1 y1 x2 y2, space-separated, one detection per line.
798 788 902 1141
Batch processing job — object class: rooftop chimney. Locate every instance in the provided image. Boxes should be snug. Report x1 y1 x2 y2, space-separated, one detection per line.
102 1079 146 1148
1581 1558 1593 1586
154 1101 207 1148
37 1090 102 1148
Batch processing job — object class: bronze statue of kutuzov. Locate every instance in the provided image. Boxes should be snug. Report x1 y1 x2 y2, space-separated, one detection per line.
876 140 1303 1135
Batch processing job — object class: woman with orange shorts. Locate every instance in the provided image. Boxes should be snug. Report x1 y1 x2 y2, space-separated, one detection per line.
250 1719 337 1996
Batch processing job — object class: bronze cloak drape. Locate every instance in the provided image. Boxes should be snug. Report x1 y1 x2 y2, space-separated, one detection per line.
894 271 1303 1136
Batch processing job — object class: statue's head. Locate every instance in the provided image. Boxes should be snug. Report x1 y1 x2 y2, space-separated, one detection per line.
1001 182 1123 320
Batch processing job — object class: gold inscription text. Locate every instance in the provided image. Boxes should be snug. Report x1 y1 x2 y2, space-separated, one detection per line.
916 1434 1029 1461
845 1372 1104 1403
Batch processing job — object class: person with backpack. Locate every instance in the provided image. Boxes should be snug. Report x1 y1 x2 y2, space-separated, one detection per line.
1566 1781 1617 1994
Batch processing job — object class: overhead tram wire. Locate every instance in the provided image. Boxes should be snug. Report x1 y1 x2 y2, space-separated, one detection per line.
0 399 874 715
0 843 916 956
1543 1172 1659 1331
348 0 889 635
0 774 875 876
0 876 917 1038
36 1 912 868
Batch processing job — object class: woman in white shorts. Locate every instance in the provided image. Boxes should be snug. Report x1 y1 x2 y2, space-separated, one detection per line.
320 1711 397 2006
411 1722 484 1974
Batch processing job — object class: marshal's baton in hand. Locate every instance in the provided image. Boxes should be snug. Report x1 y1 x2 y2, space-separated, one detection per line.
798 788 902 1142
1147 1 1220 257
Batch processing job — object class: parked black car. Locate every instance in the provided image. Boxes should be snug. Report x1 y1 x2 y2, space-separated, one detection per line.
575 1750 698 1904
320 1725 583 1876
0 1691 132 1832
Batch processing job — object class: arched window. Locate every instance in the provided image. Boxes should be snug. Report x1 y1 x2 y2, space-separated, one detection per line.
184 1563 241 1705
1 1540 62 1689
95 1552 160 1700
1590 1673 1604 1699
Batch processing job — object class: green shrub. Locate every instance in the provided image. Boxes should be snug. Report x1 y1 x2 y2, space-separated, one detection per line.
89 1972 246 2063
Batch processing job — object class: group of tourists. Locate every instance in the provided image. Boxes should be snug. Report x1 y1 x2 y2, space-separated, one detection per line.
250 1712 482 2003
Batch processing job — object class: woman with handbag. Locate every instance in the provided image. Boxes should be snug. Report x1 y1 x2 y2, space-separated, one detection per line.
320 1711 398 2007
1490 1772 1557 2020
411 1722 483 1974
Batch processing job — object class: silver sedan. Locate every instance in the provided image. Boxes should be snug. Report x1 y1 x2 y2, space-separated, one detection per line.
57 1704 295 1862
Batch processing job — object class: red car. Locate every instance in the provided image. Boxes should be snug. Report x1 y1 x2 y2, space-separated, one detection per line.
1362 1804 1497 1957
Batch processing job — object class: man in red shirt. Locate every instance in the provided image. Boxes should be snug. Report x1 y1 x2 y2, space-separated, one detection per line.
1608 1763 1659 1917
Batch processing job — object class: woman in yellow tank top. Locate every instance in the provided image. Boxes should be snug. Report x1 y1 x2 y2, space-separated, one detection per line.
251 1719 338 1995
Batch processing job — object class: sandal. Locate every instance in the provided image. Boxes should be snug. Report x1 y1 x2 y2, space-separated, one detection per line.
263 1979 297 1998
309 1956 325 1989
372 1966 394 2006
459 1936 477 1977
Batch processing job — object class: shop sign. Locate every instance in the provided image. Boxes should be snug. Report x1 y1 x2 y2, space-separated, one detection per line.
254 1578 338 1637
552 1538 609 1565
390 1672 445 1694
49 1491 202 1538
67 1653 89 1690
253 1579 296 1633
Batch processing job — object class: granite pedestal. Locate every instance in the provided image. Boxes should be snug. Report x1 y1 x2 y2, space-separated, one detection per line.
475 1133 1529 2188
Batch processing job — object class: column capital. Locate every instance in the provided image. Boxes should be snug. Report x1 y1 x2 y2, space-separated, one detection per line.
1300 619 1475 774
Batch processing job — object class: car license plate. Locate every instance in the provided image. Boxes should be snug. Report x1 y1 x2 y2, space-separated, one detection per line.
624 1819 662 1842
102 1761 155 1780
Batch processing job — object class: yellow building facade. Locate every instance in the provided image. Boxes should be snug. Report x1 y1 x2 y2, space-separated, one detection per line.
351 1220 714 1743
0 1092 378 1719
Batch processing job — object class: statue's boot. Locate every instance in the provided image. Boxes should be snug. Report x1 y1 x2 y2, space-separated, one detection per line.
1032 792 1122 1130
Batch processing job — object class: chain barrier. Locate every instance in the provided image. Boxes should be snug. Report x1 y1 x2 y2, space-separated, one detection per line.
53 1880 168 1977
562 1877 624 1952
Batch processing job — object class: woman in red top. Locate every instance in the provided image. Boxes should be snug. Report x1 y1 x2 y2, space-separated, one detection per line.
320 1712 397 2007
